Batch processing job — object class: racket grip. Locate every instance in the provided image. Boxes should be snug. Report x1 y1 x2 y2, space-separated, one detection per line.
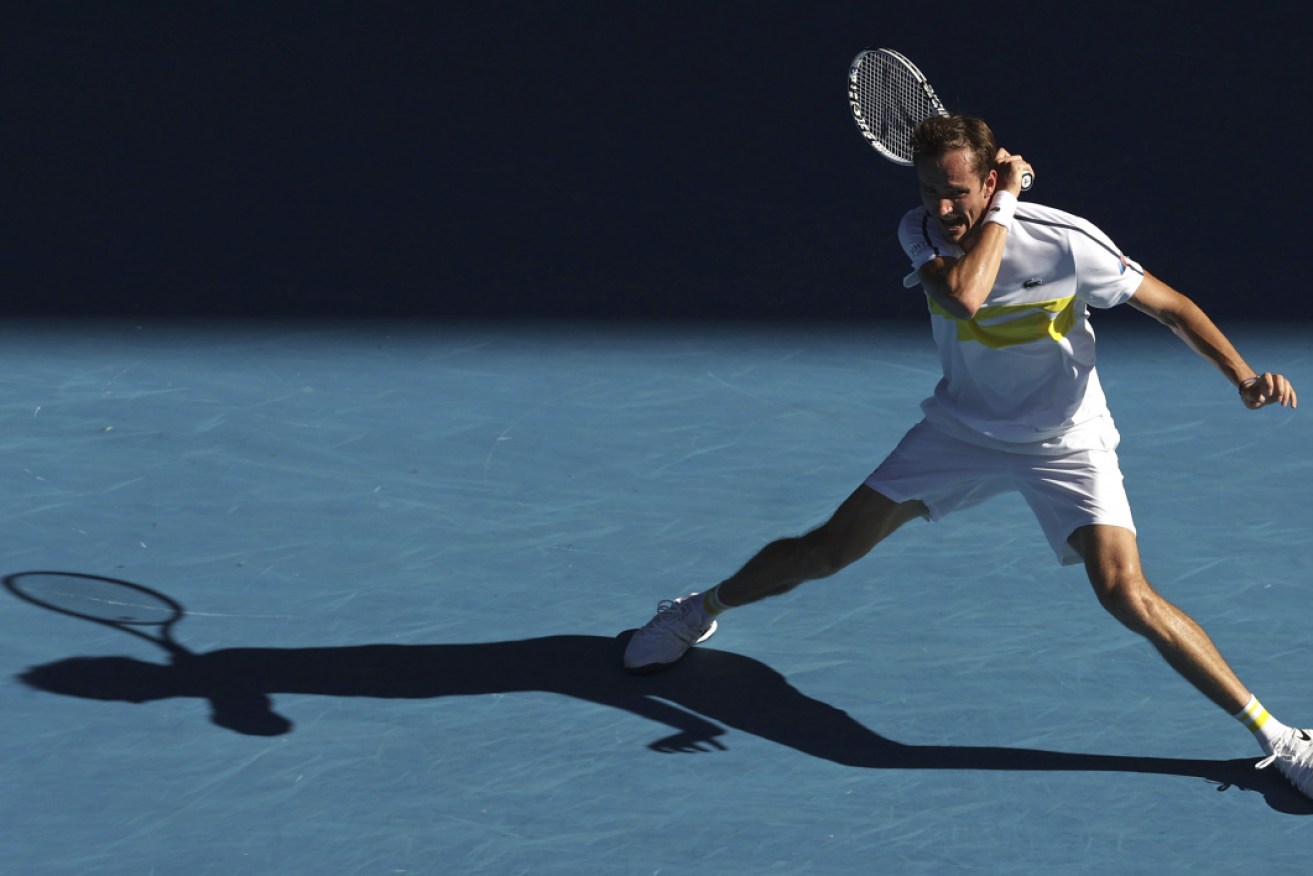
1020 171 1034 191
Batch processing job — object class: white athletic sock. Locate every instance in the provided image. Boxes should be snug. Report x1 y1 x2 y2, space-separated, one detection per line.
699 585 730 617
1234 695 1291 756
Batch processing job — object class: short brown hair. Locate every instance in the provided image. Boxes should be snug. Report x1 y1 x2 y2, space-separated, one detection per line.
911 115 997 183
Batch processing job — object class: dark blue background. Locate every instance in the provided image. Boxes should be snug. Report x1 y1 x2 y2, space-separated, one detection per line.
7 2 1306 322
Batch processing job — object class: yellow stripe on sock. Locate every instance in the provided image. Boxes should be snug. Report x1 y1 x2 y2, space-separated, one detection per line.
1241 699 1272 733
702 586 727 616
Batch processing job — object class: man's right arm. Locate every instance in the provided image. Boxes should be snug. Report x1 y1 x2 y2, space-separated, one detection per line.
915 226 1009 320
907 149 1031 319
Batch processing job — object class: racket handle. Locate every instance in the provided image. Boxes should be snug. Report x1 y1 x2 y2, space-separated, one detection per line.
1020 171 1034 191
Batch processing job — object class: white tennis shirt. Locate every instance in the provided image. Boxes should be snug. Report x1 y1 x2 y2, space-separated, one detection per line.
898 202 1144 454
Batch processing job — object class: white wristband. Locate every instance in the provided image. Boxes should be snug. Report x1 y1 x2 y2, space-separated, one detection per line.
983 190 1018 231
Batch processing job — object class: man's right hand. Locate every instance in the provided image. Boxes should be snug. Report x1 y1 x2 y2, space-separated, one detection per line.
994 148 1034 195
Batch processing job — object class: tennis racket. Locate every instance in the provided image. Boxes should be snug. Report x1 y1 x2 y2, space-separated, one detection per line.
4 571 192 661
848 48 1033 190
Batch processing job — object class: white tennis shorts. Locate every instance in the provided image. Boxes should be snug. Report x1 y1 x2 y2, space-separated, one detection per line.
864 419 1136 566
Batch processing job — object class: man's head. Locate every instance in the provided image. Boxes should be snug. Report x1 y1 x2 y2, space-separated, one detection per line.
911 115 999 245
911 115 998 182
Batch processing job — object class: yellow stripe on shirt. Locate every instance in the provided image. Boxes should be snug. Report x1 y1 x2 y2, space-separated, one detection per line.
928 295 1078 349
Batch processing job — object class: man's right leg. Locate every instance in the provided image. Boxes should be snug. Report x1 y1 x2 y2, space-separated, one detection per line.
714 484 927 608
623 485 925 673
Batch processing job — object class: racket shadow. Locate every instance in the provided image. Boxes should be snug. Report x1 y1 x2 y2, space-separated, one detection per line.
9 577 1310 815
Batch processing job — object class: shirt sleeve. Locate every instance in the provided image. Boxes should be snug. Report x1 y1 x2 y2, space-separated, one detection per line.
897 208 963 288
1069 215 1144 309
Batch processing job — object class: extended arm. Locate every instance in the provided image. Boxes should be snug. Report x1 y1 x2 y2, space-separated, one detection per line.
1128 271 1297 409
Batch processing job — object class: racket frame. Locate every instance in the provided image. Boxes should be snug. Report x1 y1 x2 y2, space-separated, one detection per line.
847 48 949 166
4 571 191 659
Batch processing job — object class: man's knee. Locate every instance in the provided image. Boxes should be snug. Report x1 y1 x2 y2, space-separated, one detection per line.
1092 569 1158 624
801 487 923 577
785 527 850 580
1075 525 1162 628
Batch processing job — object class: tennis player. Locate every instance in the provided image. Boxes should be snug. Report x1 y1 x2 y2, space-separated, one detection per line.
624 114 1312 798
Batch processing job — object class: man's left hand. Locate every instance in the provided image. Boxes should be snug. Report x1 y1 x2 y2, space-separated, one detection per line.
1240 372 1298 409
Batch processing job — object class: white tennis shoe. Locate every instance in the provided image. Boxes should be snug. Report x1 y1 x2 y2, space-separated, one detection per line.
624 593 717 674
1256 726 1313 799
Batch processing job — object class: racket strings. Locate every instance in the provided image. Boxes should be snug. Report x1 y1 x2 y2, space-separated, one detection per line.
10 577 180 625
851 53 946 164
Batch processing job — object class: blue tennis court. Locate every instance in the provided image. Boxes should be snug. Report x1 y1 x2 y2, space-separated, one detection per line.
1 318 1308 874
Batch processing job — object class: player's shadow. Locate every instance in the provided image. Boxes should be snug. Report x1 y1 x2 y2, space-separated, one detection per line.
16 631 1311 815
9 572 1309 816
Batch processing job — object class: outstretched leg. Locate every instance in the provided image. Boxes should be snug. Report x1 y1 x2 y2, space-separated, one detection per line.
1071 523 1250 712
624 485 924 673
1072 523 1313 799
715 485 927 607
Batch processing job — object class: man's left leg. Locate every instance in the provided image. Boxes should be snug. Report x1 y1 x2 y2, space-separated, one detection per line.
1071 523 1250 712
1071 524 1313 797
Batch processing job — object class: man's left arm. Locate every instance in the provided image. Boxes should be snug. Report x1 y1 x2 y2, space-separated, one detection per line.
1128 271 1298 410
